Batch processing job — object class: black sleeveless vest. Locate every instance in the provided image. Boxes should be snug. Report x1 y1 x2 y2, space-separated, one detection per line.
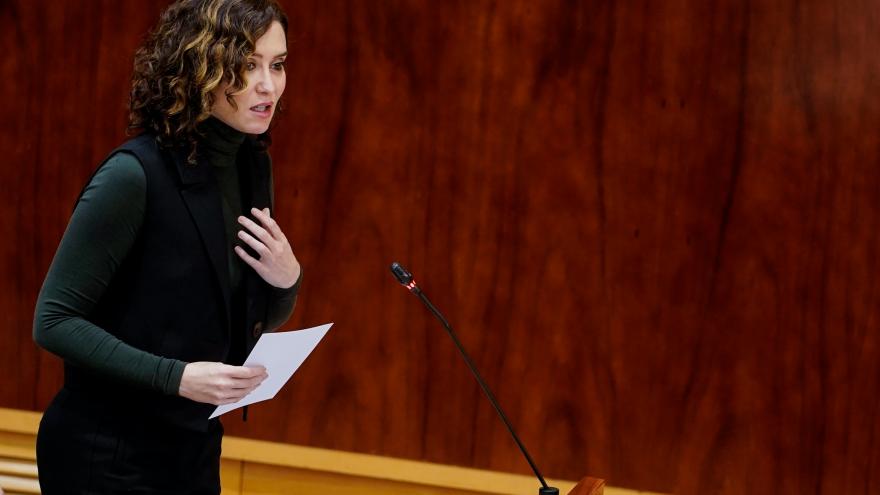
63 133 273 431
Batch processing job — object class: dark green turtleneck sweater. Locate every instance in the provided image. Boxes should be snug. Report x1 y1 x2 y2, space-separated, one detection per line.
33 118 300 396
202 117 248 291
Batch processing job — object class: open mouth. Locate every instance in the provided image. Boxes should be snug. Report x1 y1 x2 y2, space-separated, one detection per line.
251 103 272 112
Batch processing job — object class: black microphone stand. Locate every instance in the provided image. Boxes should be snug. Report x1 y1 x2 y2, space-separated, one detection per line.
390 262 559 495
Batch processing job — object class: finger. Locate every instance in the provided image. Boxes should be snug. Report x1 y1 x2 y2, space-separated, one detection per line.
227 365 267 379
217 395 244 405
251 207 283 239
229 383 261 398
238 215 273 243
238 231 270 257
224 392 249 404
235 245 264 271
228 373 267 391
218 384 253 400
213 363 246 377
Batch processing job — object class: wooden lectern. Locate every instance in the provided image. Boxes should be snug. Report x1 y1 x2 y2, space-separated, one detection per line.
567 476 605 494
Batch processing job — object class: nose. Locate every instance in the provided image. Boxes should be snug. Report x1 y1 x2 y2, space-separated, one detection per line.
255 68 275 95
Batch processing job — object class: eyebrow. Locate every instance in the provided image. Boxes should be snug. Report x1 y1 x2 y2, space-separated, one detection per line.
250 52 288 59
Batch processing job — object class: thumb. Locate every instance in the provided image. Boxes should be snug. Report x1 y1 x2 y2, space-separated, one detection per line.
229 365 266 378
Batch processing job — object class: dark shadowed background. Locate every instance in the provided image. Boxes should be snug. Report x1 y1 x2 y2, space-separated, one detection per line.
2 1 879 493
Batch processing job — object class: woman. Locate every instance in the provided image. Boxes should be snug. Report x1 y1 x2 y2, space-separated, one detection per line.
32 1 300 493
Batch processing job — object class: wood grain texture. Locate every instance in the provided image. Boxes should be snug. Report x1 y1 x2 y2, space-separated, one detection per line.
0 407 616 495
569 477 606 495
2 1 879 494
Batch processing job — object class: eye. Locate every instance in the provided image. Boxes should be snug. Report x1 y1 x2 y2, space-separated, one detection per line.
245 61 257 71
272 60 286 71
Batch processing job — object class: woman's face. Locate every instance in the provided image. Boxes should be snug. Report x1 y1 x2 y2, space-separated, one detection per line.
210 21 287 134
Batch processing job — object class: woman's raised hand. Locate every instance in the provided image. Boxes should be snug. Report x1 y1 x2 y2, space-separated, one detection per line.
235 208 301 288
178 362 268 405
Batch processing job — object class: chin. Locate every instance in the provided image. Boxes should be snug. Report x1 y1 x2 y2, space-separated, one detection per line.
245 123 272 135
214 113 271 135
230 121 272 135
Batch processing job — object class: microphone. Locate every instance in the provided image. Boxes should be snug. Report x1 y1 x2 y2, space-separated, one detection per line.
389 262 559 495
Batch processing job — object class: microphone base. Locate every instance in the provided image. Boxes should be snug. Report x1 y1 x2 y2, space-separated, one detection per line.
539 487 559 495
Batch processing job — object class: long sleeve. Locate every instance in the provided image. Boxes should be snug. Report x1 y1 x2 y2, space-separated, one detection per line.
266 271 302 331
33 153 186 395
262 153 301 332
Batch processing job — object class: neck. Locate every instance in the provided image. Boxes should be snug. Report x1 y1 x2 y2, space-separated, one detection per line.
199 117 246 162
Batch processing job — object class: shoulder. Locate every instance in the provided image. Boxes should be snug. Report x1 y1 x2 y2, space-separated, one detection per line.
114 133 168 171
91 151 146 191
74 149 148 233
80 151 147 214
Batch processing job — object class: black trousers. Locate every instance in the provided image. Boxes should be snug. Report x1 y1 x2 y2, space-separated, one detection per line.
37 387 223 495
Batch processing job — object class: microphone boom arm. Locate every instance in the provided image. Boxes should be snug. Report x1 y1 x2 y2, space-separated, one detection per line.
390 262 559 495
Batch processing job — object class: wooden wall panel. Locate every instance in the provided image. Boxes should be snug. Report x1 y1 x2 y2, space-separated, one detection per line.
2 1 879 494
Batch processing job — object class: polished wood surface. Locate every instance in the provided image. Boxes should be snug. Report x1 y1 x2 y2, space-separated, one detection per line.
569 478 606 495
2 1 878 494
0 408 622 495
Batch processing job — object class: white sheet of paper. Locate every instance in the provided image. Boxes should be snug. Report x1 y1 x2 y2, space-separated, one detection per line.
210 323 332 419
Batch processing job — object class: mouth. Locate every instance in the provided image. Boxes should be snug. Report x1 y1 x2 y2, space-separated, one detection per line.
250 102 273 115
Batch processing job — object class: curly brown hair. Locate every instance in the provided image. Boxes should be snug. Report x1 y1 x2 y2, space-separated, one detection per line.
129 0 288 158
